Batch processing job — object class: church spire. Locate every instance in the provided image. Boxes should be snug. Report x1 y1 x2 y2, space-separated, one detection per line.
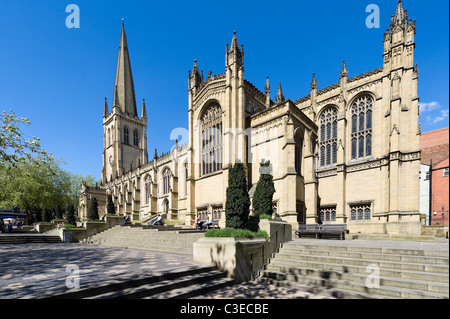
112 21 137 116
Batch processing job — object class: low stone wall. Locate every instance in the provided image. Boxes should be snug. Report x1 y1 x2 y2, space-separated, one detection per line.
36 223 55 233
347 221 422 236
421 225 449 238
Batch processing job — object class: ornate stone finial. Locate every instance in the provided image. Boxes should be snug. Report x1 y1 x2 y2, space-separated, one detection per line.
103 97 109 117
340 60 348 78
311 73 317 90
265 76 270 93
275 81 285 104
122 18 124 25
391 0 408 29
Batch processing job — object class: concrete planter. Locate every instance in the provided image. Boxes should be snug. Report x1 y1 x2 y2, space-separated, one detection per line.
193 220 292 282
193 237 265 283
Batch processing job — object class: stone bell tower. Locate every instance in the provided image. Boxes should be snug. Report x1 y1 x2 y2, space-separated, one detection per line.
102 21 148 184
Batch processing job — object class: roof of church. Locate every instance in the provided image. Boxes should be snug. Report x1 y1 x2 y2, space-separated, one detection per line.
112 21 138 116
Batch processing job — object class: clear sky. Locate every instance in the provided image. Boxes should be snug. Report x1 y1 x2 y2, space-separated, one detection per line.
0 0 448 180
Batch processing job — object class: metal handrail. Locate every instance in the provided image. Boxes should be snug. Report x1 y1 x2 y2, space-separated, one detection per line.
249 223 287 281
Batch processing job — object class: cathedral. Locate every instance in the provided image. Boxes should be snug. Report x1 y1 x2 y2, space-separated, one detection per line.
79 1 422 235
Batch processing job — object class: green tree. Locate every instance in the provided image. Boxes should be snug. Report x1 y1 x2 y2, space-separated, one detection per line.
0 109 52 165
225 161 250 229
106 194 115 215
66 204 76 226
68 173 99 209
89 197 99 220
252 160 275 217
0 156 72 220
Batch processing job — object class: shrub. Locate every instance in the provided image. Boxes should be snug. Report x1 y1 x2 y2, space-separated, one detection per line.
205 227 268 239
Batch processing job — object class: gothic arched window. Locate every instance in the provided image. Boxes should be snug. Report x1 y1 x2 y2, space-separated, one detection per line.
351 96 373 160
108 128 111 146
201 104 222 176
133 129 139 147
162 168 171 194
124 126 129 145
319 107 338 168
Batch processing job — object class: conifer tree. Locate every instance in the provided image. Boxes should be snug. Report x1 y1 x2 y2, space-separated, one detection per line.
55 204 63 219
252 160 275 217
106 194 115 215
225 161 250 229
43 208 53 222
89 197 99 221
66 204 76 226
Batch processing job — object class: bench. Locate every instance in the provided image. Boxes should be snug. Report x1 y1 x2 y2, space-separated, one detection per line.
198 219 220 230
295 224 346 240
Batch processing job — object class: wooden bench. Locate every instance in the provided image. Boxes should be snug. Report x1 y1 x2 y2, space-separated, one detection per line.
295 224 322 239
320 224 346 240
295 224 346 240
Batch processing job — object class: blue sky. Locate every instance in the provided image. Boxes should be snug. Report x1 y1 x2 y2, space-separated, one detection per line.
0 0 448 180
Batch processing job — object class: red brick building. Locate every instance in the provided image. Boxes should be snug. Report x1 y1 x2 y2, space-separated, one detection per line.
420 127 449 225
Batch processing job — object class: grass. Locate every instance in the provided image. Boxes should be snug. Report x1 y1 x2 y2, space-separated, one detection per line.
205 227 268 239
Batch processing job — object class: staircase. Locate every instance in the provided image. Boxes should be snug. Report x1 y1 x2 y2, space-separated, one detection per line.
87 225 206 255
45 265 234 299
257 240 449 299
0 234 62 244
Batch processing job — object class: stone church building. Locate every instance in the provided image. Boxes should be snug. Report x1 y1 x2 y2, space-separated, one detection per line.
79 1 422 235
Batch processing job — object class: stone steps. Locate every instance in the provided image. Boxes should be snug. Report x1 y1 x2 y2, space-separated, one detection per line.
87 225 205 255
0 235 62 244
266 257 449 283
271 252 449 274
257 241 449 299
44 266 234 299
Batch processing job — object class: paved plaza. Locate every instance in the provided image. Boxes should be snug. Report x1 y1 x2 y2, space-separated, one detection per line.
0 237 448 299
0 241 331 299
0 242 207 299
